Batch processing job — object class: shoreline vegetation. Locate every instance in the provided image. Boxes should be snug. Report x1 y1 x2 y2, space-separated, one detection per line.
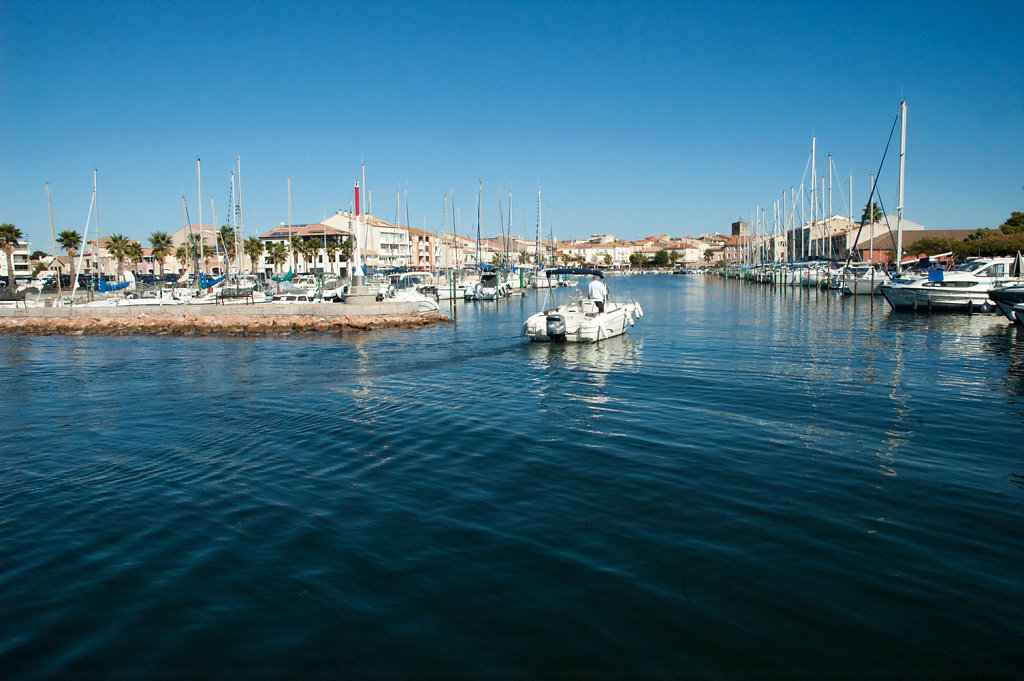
0 310 452 336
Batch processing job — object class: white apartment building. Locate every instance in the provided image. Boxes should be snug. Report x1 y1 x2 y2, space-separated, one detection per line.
0 239 33 281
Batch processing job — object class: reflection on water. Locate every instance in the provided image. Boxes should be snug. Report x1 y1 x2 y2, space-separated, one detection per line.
2 275 1024 679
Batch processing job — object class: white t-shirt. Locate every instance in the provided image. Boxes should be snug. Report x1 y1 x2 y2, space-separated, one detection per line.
588 278 608 301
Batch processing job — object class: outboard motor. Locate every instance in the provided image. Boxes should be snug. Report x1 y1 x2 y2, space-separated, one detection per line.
546 313 567 342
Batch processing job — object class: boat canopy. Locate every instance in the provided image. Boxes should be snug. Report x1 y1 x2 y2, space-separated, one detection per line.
543 268 604 279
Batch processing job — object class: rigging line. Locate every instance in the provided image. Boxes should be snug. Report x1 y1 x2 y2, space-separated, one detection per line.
183 197 201 278
874 192 899 257
843 105 902 270
829 160 850 216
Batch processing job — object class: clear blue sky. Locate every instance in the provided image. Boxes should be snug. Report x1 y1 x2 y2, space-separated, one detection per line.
2 0 1022 252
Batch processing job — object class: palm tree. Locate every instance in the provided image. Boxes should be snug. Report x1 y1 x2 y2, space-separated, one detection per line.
56 230 82 280
299 237 320 273
330 238 353 277
174 245 190 276
105 234 131 280
186 233 204 276
148 231 173 277
124 240 144 275
269 242 289 273
244 236 264 274
218 225 237 271
1 222 23 291
324 239 341 275
861 201 883 224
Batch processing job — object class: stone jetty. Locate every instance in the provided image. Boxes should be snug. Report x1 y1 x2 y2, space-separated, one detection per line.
0 301 452 336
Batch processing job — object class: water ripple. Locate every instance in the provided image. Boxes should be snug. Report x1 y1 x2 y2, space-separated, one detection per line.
3 279 1023 678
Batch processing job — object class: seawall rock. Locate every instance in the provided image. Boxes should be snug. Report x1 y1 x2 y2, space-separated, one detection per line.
0 311 452 336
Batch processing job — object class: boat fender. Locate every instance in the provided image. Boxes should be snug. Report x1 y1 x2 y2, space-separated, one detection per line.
634 302 644 318
627 311 634 326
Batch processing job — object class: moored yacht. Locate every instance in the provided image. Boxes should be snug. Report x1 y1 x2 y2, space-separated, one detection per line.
879 257 1017 311
841 264 891 295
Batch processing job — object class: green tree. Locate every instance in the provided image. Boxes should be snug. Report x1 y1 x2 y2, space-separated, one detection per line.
186 233 205 275
57 230 83 279
998 211 1024 235
703 249 714 263
148 231 174 277
174 245 190 276
105 234 131 279
669 251 679 266
629 252 645 268
323 239 339 275
124 240 144 275
909 237 958 256
603 253 613 265
518 250 531 265
861 201 883 224
302 237 322 272
337 238 353 269
218 225 237 262
288 235 303 271
966 227 993 241
244 236 264 274
653 249 670 267
1 223 23 290
269 242 289 273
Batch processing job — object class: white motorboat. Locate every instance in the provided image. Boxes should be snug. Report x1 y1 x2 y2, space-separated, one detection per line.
270 292 318 303
841 264 891 295
880 257 1018 311
986 253 1024 320
380 272 440 313
522 268 643 343
989 285 1024 321
320 276 349 302
465 272 510 301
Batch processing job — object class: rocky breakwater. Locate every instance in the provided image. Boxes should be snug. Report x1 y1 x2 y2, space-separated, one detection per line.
0 310 452 336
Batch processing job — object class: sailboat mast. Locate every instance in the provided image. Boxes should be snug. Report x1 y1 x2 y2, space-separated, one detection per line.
535 186 541 266
869 173 875 264
46 182 61 299
197 157 204 282
475 181 481 270
94 168 101 278
353 181 363 286
287 176 295 272
828 155 833 260
210 197 219 274
848 172 853 263
810 137 816 259
230 171 237 274
896 99 907 273
548 204 554 266
237 157 245 271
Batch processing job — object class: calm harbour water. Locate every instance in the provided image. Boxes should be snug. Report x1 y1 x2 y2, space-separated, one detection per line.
2 275 1023 680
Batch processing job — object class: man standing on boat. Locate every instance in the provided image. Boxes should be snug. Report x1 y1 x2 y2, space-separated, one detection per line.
588 273 608 313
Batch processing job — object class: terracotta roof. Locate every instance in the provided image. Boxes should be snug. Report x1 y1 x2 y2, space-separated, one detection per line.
260 223 350 239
